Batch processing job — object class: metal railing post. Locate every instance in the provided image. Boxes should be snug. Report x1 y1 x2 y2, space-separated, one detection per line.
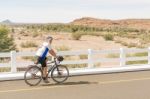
88 49 94 68
120 48 126 66
10 51 17 73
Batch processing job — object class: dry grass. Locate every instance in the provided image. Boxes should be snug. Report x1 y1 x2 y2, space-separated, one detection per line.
94 63 101 67
65 64 87 68
126 60 148 65
20 41 38 48
32 32 39 37
55 45 70 51
126 52 148 57
22 56 36 61
106 53 120 58
0 67 10 72
79 55 88 59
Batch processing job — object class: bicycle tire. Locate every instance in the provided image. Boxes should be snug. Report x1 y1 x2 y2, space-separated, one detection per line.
50 65 69 83
24 66 42 86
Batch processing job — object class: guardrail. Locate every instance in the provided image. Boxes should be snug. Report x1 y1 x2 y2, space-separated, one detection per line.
0 48 150 80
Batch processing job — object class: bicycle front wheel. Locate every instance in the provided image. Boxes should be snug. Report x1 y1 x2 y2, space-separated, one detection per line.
51 65 69 83
24 66 42 86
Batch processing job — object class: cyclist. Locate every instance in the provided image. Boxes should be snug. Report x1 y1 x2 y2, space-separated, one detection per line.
36 36 57 83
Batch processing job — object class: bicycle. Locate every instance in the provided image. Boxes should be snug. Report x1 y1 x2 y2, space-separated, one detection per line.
24 57 69 86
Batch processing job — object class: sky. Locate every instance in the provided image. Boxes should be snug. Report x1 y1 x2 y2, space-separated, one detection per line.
0 0 150 23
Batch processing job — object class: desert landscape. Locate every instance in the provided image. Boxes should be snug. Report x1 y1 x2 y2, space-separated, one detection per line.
1 17 150 69
2 17 150 51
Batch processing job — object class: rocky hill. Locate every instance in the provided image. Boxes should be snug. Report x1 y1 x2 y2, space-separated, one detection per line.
71 17 150 29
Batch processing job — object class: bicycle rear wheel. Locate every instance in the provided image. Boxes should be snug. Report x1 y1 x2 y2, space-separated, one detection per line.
50 65 69 83
24 66 42 86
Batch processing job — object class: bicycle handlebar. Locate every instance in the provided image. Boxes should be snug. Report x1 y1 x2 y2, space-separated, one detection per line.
47 57 60 65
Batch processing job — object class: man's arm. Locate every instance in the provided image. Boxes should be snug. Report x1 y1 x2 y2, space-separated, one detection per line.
49 49 57 58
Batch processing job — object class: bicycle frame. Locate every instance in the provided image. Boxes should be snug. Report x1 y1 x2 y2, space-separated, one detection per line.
47 58 60 75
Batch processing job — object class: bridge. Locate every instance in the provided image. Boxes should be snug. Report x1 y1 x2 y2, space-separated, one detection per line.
1 48 150 99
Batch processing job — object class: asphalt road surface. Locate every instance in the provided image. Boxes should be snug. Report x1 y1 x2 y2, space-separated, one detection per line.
1 70 150 99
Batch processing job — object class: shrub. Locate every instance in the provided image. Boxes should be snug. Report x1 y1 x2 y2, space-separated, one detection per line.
103 34 114 41
72 32 83 40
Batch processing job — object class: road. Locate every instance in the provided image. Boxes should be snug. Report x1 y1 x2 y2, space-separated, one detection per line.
1 70 150 99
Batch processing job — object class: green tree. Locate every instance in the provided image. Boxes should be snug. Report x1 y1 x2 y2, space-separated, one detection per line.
0 26 16 52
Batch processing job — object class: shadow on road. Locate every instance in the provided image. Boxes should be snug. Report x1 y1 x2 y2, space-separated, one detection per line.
41 81 98 87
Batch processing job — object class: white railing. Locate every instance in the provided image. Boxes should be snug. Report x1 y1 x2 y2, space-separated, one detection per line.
0 48 150 73
1 47 150 80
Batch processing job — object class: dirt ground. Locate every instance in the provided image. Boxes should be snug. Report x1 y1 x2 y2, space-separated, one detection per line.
14 33 126 51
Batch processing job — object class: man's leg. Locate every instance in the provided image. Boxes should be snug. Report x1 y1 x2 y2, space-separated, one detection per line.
43 67 47 78
42 58 49 83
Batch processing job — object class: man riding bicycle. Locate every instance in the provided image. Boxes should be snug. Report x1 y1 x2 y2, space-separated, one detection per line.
35 36 57 83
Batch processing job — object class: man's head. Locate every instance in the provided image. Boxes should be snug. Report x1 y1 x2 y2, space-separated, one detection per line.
46 36 53 44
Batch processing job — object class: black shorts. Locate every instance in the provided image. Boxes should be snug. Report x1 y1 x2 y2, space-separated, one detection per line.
37 57 47 67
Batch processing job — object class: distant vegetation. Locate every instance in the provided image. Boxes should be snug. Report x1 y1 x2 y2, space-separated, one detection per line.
22 24 102 33
19 24 145 34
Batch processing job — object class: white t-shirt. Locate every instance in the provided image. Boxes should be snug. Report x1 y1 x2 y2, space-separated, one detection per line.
36 42 52 58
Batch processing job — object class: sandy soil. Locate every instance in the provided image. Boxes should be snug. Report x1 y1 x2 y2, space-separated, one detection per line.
14 33 127 51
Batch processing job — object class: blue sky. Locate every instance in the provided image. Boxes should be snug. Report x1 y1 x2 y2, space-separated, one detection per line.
0 0 150 23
